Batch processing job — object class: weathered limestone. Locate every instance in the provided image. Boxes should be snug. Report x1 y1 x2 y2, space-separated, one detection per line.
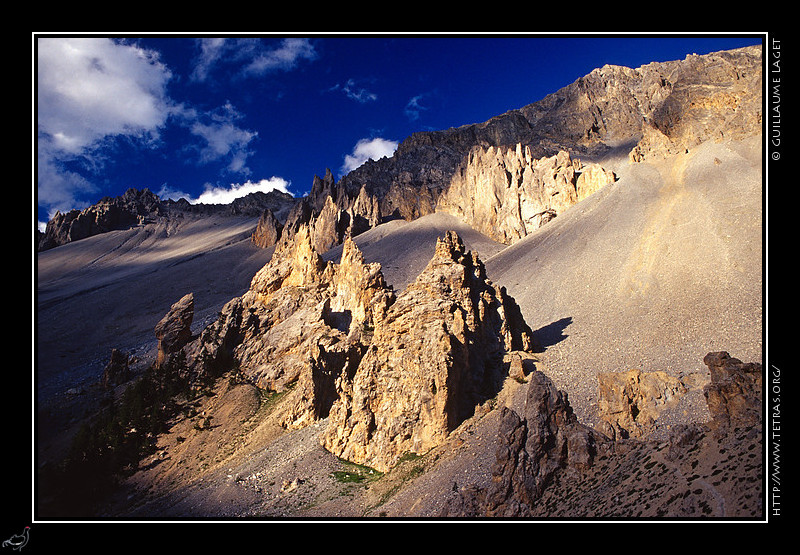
154 293 194 369
182 225 395 428
322 231 535 472
437 146 615 244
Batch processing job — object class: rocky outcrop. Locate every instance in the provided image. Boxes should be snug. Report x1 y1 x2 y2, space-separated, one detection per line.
274 170 382 254
628 49 763 161
595 368 704 440
442 351 762 517
437 146 615 244
178 228 534 469
594 353 761 441
322 231 535 472
441 370 601 517
251 209 283 249
182 225 395 428
101 348 131 390
154 293 194 369
38 188 164 251
702 351 763 435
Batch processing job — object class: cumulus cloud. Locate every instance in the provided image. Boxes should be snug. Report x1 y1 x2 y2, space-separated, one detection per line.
37 37 173 154
191 37 318 81
158 177 292 205
36 37 267 220
340 137 398 175
36 37 174 214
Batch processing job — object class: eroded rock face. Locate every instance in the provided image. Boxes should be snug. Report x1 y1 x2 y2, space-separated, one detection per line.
251 209 283 249
702 351 762 434
596 368 693 440
183 226 394 428
154 293 194 369
275 170 383 255
442 369 600 517
436 146 615 244
322 231 535 472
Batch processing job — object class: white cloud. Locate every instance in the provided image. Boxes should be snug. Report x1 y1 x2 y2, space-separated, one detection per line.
405 94 430 121
36 37 174 213
37 37 173 155
186 102 258 173
189 37 229 82
245 38 318 76
340 137 398 175
191 37 318 81
159 177 292 205
329 78 377 103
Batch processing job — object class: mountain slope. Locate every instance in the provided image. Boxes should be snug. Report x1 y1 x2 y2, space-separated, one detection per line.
484 135 763 430
35 45 764 520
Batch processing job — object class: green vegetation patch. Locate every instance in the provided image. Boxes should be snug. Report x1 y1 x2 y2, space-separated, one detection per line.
332 458 383 484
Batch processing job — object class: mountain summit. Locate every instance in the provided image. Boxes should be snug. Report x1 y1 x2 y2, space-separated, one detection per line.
36 45 764 520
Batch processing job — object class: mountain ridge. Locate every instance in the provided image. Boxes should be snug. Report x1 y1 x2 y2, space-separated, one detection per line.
35 44 765 520
37 44 761 253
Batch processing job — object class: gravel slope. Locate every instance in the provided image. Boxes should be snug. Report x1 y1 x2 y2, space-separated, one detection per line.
35 136 764 521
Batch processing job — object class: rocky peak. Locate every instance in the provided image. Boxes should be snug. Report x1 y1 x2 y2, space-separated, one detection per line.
437 146 615 244
154 292 194 370
322 230 535 472
38 188 163 251
250 209 283 249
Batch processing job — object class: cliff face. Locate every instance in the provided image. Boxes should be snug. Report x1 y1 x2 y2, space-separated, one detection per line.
322 231 535 472
37 45 765 520
337 45 761 218
39 46 761 256
437 146 616 244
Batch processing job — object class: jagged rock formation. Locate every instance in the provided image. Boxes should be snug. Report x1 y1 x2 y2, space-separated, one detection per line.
595 368 706 440
168 228 534 472
37 187 297 251
441 369 600 517
702 351 763 435
273 169 382 255
441 350 763 517
180 225 394 429
437 146 615 244
322 231 535 472
154 293 195 369
251 209 283 249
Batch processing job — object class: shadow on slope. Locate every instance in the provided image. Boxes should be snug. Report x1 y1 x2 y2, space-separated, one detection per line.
484 136 763 425
531 316 573 352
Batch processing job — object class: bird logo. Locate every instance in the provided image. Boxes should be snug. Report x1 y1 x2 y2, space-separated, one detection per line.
2 527 29 551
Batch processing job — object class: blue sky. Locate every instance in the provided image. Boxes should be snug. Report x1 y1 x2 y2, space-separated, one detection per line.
35 33 763 231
